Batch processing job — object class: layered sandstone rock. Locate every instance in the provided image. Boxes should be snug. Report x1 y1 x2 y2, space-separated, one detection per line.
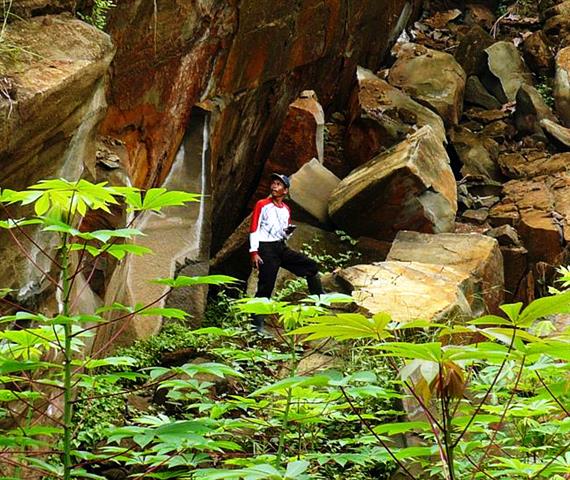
336 262 474 322
388 43 466 126
328 126 457 240
387 231 504 314
345 67 446 167
498 151 570 178
0 14 114 290
489 173 570 264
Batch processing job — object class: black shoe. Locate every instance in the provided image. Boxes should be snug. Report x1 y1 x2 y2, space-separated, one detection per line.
307 274 325 295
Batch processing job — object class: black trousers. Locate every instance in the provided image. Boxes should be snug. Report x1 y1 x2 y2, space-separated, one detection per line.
255 241 318 298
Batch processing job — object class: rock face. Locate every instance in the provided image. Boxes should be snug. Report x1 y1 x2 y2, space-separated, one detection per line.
250 91 325 205
328 126 457 240
345 67 446 167
101 0 420 256
0 14 114 290
336 262 474 322
482 41 534 103
388 43 466 125
489 173 570 264
387 231 504 314
554 47 570 126
499 151 570 178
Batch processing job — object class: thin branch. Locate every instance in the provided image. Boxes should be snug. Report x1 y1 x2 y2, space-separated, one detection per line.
535 372 570 416
452 328 517 448
339 386 416 479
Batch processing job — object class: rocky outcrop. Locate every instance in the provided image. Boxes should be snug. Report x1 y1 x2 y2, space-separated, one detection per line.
499 150 570 178
0 14 114 290
387 231 504 314
388 43 466 125
344 67 446 167
101 0 421 256
329 126 457 240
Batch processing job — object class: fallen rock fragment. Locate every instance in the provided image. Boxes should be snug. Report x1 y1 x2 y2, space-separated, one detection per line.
482 41 534 103
489 173 570 264
345 67 446 167
289 158 340 224
454 26 495 77
522 31 554 76
485 224 521 246
328 126 457 241
515 84 557 136
449 126 501 180
465 75 502 110
250 91 325 205
540 118 570 147
498 150 570 178
388 43 466 126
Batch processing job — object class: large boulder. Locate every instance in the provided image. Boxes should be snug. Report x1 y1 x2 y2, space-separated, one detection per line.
336 262 474 322
482 41 534 103
388 43 466 126
387 231 504 314
554 47 570 126
0 15 114 291
344 67 446 167
250 91 325 205
328 126 457 240
449 126 501 180
289 158 340 224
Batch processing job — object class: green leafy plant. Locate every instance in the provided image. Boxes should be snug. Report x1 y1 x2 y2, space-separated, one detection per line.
301 230 361 272
0 178 238 479
78 0 116 30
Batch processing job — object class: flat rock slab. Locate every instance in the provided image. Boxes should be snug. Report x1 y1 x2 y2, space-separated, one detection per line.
387 231 504 314
388 43 466 126
328 125 457 241
541 118 570 147
345 66 446 167
489 173 570 264
336 262 473 323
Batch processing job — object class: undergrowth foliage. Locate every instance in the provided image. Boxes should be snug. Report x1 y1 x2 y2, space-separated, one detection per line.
0 177 568 480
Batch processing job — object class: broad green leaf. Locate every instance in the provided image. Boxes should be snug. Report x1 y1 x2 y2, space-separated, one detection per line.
285 460 309 478
517 290 570 327
374 421 431 435
153 275 239 288
251 375 331 396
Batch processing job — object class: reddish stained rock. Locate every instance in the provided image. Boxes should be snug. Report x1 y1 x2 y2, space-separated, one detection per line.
102 0 421 254
344 67 446 169
249 91 325 206
522 31 554 76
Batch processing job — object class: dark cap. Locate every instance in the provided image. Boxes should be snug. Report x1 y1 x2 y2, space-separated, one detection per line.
271 173 290 188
